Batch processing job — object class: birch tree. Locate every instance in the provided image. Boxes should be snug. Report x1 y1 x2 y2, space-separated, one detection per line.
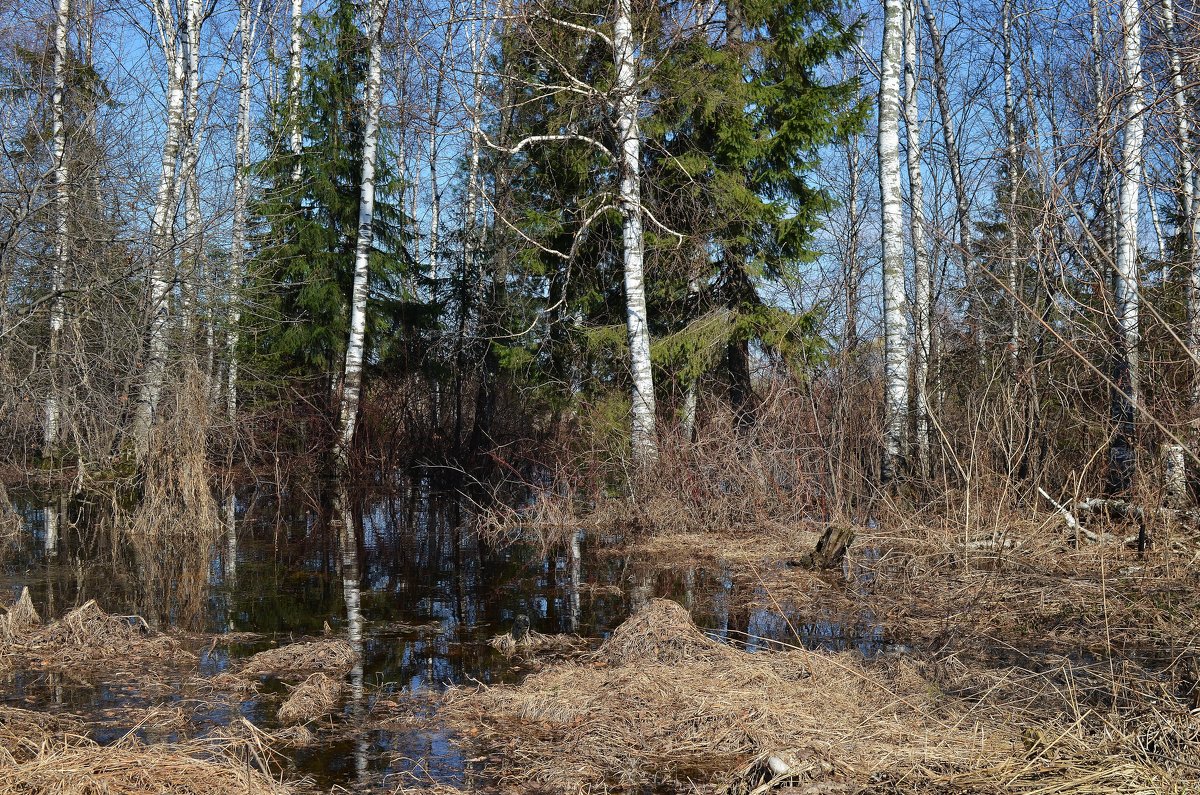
226 0 262 424
1001 0 1018 366
902 0 929 475
44 0 70 457
1163 0 1192 504
290 0 304 182
336 0 389 468
1110 0 1142 492
130 0 188 458
879 0 908 482
614 0 657 462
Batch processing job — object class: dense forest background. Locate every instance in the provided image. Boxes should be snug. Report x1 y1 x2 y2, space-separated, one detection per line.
1 0 1197 521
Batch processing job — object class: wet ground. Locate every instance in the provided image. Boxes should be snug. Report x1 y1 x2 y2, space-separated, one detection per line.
0 480 887 792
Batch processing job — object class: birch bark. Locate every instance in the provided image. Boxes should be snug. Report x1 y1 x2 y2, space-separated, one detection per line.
336 0 388 470
1163 0 1195 504
880 0 908 482
44 0 70 456
1110 0 1143 492
614 0 657 462
1002 0 1019 367
130 0 186 458
226 0 258 424
903 0 929 476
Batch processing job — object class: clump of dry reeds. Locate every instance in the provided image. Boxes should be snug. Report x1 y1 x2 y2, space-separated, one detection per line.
238 639 356 679
0 734 293 795
487 630 586 659
277 672 343 725
2 598 189 673
441 599 1189 794
0 587 40 644
116 367 220 630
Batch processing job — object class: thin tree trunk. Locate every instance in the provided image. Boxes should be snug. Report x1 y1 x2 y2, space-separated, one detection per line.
614 0 657 463
44 0 70 458
919 0 972 337
1002 0 1019 367
1110 0 1143 492
336 0 388 471
181 0 202 337
903 0 929 477
880 0 908 483
427 24 453 289
130 3 186 458
1164 0 1194 504
226 0 257 424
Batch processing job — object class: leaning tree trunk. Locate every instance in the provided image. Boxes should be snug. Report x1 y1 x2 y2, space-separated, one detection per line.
336 0 387 472
1110 0 1143 493
614 0 657 463
44 0 70 458
879 0 908 483
920 0 972 338
903 0 930 477
130 7 186 459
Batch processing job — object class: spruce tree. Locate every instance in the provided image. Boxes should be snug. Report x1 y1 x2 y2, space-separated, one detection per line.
246 0 413 400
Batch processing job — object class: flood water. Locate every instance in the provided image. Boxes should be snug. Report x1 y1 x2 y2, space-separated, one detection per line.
0 477 885 792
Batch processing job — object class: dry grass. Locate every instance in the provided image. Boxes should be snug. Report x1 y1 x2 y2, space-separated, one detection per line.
1 586 40 644
0 735 293 795
277 671 343 724
2 599 191 673
0 707 85 764
488 630 587 659
238 639 357 679
440 599 1193 794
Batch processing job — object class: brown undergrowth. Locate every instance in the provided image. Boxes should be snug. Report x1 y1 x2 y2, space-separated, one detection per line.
1 592 192 674
0 731 294 795
438 600 1195 794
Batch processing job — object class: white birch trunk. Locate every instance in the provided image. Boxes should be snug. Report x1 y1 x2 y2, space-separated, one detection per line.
1002 0 1019 367
181 0 202 335
879 0 908 482
1111 0 1143 491
1163 0 1195 503
903 0 929 476
336 0 387 470
44 0 70 457
614 0 657 462
130 4 186 458
226 0 256 424
290 0 303 182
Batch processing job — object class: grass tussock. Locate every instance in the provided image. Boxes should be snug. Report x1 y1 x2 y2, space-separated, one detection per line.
0 735 293 795
442 599 1192 794
1 598 190 673
238 639 356 679
277 672 343 725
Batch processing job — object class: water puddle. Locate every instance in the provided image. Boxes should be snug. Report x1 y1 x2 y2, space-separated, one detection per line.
1 481 888 791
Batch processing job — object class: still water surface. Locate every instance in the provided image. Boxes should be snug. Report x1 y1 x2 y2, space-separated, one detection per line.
1 479 883 792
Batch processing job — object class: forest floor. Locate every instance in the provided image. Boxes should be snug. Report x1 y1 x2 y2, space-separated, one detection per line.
3 502 1200 794
413 512 1200 794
